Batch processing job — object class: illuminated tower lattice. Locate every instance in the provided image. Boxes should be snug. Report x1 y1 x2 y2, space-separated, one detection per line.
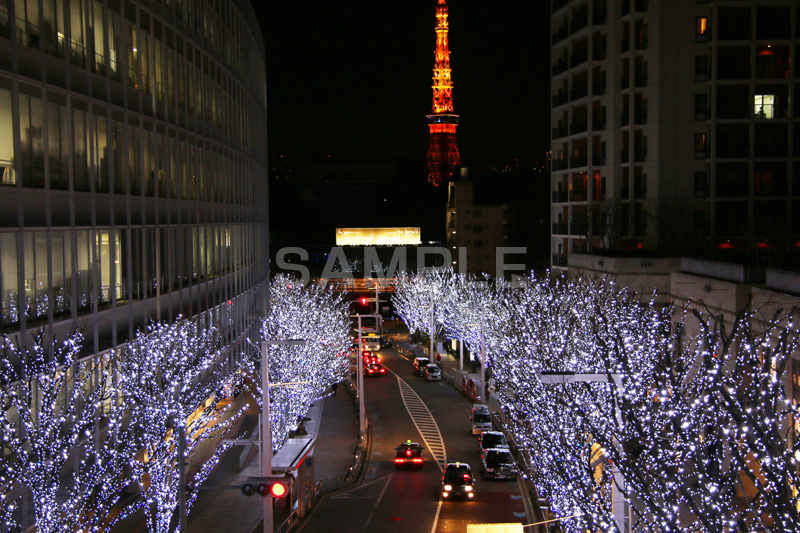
425 0 461 187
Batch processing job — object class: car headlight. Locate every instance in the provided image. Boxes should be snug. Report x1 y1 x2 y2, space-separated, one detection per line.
465 485 473 492
442 491 449 497
443 484 452 491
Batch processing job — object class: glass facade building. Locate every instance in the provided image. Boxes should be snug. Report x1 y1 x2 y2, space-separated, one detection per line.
0 0 268 355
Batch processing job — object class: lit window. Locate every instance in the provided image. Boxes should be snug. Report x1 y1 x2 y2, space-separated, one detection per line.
694 133 708 158
696 17 708 36
754 94 775 119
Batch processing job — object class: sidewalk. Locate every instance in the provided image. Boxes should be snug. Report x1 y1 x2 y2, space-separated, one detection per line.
107 385 359 533
190 387 359 532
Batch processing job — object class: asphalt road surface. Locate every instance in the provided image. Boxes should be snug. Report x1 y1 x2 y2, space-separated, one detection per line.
302 347 527 533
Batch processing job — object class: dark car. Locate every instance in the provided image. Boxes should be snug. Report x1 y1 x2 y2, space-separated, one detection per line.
413 357 431 376
364 363 386 376
394 441 424 470
481 448 517 480
478 430 510 453
441 462 475 499
362 351 380 365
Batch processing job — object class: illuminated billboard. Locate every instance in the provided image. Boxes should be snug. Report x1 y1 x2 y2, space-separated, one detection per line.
336 227 421 246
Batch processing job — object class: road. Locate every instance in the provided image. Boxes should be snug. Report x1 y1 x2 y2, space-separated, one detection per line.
301 346 528 533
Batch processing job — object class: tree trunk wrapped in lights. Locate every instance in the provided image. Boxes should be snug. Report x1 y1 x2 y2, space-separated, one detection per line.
113 318 245 533
0 331 135 532
257 276 351 450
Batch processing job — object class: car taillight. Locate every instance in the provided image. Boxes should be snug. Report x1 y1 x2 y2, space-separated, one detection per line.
413 458 423 463
463 474 470 481
380 369 385 373
406 450 411 456
395 458 404 463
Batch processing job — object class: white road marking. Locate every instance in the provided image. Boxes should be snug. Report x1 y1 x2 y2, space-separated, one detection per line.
391 372 447 471
331 474 393 500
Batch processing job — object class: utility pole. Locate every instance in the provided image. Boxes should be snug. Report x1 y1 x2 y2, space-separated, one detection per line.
351 313 381 438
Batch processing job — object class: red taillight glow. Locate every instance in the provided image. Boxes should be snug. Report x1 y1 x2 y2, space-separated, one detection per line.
395 458 404 463
406 450 411 456
380 369 385 373
413 458 423 463
463 474 469 480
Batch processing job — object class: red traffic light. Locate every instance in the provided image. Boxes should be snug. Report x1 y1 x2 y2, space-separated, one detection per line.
242 477 289 498
360 297 367 305
270 481 288 498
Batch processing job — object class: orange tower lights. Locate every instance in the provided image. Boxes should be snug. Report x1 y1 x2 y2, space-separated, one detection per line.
425 0 461 187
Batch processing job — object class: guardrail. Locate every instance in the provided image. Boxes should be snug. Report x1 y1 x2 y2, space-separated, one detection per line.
274 509 299 533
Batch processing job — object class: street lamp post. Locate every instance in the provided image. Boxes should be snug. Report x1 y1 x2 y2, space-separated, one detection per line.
351 313 381 437
261 339 307 533
539 372 628 533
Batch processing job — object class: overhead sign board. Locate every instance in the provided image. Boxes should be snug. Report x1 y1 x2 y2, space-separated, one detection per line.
336 227 421 246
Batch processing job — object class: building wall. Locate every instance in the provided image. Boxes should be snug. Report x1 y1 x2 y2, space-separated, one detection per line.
447 180 507 277
551 0 800 270
0 0 268 356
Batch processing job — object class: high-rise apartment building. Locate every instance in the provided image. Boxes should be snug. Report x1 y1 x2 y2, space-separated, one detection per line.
551 0 800 270
0 0 268 357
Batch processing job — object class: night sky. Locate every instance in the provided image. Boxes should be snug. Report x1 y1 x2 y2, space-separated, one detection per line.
254 1 551 173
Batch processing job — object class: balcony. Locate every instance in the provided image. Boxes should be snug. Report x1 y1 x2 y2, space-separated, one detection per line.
552 0 569 12
552 159 569 171
621 186 630 199
634 110 647 125
695 148 710 160
621 112 630 126
570 14 588 35
592 3 607 25
552 223 569 235
621 39 630 53
570 83 588 101
570 188 588 202
592 45 607 61
570 223 589 235
569 120 588 135
552 191 569 203
570 155 588 168
552 125 568 139
551 92 569 108
552 25 569 44
552 59 569 76
570 51 589 68
552 254 569 267
634 73 648 87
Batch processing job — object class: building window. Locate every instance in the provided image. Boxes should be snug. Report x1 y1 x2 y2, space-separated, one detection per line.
694 171 708 198
474 240 483 248
754 94 775 119
473 225 483 232
696 17 709 42
695 133 708 158
695 55 709 81
474 209 482 217
695 94 709 120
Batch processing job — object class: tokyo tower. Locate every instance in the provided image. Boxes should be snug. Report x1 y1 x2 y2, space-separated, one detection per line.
425 0 461 187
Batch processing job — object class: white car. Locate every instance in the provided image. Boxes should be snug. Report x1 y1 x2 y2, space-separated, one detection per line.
424 364 442 381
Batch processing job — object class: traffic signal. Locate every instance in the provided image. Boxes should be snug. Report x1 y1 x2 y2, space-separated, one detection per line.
241 476 290 498
360 297 367 305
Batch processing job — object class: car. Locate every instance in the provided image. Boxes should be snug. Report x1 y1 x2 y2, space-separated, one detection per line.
471 404 493 434
361 350 380 365
480 448 517 480
413 357 431 376
380 337 391 348
441 462 475 499
478 430 509 453
364 363 386 376
394 440 424 469
424 364 442 381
